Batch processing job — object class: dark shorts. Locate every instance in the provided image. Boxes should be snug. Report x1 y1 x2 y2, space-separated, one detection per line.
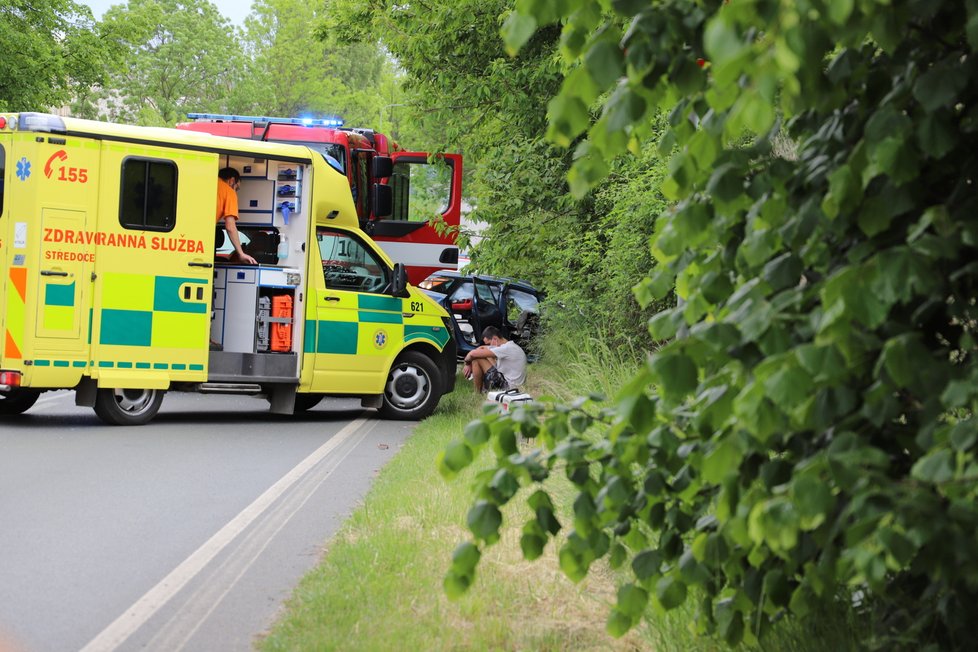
484 366 508 391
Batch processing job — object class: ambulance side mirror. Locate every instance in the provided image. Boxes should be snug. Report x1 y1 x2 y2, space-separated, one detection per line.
391 263 410 298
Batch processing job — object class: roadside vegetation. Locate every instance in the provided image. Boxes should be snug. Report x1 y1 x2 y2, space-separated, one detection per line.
262 336 859 651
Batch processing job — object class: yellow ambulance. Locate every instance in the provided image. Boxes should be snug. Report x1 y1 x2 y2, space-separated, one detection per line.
0 113 456 425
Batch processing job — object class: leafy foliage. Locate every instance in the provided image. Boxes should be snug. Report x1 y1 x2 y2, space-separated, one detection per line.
237 0 396 122
97 0 244 125
0 0 107 112
325 0 673 344
443 0 978 649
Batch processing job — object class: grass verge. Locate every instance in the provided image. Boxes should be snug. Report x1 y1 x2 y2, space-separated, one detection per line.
260 377 644 651
262 335 859 651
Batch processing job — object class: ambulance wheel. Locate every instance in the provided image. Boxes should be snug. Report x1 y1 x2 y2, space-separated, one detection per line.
94 388 164 426
0 389 41 415
293 393 324 412
380 351 441 421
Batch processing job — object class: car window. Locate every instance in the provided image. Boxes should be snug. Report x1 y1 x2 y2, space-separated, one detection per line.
506 289 540 325
474 279 496 302
449 282 474 302
317 228 388 293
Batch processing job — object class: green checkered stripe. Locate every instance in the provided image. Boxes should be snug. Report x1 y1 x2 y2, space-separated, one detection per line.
98 273 208 348
303 294 448 354
31 360 204 371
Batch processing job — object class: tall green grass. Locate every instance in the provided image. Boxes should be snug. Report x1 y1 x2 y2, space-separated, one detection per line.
261 328 859 651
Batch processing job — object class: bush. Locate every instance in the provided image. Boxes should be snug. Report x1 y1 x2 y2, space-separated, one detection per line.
444 1 978 649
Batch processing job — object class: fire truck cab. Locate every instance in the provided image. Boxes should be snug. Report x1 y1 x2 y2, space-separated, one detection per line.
176 114 463 285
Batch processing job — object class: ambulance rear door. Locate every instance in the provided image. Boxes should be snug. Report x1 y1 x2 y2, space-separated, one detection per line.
31 138 99 377
90 142 216 388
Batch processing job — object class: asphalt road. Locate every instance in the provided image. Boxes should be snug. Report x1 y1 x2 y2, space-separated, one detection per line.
0 391 416 652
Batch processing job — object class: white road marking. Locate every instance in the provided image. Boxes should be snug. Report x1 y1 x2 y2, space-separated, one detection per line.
79 417 371 652
144 420 376 651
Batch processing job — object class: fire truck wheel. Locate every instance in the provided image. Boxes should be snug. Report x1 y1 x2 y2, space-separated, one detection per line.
379 351 441 421
93 388 164 426
0 389 41 415
293 393 325 412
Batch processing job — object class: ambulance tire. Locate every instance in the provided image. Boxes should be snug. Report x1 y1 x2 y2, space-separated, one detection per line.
379 351 441 421
93 388 164 426
293 393 325 412
0 389 41 415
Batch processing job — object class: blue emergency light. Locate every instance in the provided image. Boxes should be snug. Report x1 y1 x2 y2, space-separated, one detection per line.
186 113 345 128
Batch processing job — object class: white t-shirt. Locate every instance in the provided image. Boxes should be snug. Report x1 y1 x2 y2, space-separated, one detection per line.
490 340 527 388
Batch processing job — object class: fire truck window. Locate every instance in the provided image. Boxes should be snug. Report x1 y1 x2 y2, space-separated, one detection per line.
282 141 346 174
390 158 452 222
353 152 370 220
119 158 177 232
317 228 388 294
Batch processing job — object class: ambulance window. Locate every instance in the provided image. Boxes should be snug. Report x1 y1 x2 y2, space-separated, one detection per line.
119 158 177 232
317 228 388 294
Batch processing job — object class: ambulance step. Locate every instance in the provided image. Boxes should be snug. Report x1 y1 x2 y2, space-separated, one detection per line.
198 383 263 394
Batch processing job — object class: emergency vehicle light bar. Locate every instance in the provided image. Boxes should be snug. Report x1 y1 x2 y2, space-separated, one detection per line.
4 113 66 133
186 113 344 128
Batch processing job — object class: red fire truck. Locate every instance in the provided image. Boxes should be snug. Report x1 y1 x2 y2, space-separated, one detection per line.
176 113 462 284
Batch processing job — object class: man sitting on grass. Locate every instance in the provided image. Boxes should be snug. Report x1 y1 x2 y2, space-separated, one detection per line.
462 326 527 393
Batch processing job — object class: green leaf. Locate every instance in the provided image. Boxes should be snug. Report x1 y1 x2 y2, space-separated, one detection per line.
501 11 538 55
706 163 743 202
444 570 472 600
489 468 520 501
650 352 699 400
703 17 744 64
827 0 854 24
913 62 968 113
451 541 481 574
762 253 802 291
438 441 474 479
917 111 957 159
655 575 688 610
702 437 743 484
911 449 954 484
791 475 834 530
941 379 973 409
584 39 625 89
467 501 503 542
950 419 978 452
617 583 649 618
878 528 917 566
607 608 634 638
717 600 744 645
520 530 547 560
464 420 491 447
880 334 929 388
632 549 663 580
547 92 592 148
559 543 588 582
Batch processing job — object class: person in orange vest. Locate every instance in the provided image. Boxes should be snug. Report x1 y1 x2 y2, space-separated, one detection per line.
216 167 257 265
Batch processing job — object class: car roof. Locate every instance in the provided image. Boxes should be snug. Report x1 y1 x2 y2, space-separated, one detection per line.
425 270 539 293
